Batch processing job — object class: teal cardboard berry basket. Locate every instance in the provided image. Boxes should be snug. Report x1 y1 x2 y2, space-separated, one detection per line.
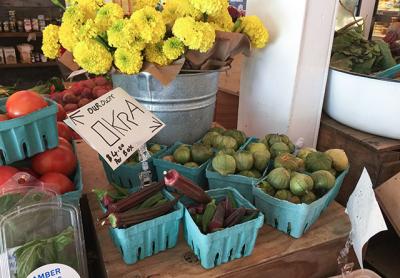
100 144 167 193
206 137 269 202
0 98 58 165
252 168 349 238
101 190 184 265
153 142 211 188
182 188 264 269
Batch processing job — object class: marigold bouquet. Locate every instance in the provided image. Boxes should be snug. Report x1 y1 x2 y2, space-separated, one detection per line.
43 0 269 76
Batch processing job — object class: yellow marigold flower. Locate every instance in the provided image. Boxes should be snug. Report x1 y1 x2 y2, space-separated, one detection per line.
107 19 126 48
95 3 124 32
130 7 166 44
238 16 269 48
59 6 86 51
59 22 80 52
145 42 171 66
73 39 113 74
123 21 147 50
42 24 61 59
162 0 202 26
172 17 198 48
208 8 233 32
77 19 99 41
107 19 146 51
172 17 215 53
163 37 185 60
62 5 86 25
133 0 159 11
68 0 101 19
114 47 143 74
197 22 216 52
189 0 228 16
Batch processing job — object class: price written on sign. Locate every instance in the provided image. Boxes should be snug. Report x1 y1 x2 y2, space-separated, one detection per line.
64 88 165 170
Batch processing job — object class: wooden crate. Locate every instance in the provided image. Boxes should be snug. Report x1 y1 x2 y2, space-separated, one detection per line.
317 114 400 206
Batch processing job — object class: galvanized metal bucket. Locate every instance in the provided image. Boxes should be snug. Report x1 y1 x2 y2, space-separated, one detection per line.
112 72 220 145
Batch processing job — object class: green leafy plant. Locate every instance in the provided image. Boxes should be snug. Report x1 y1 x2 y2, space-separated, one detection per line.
331 25 396 74
15 227 75 278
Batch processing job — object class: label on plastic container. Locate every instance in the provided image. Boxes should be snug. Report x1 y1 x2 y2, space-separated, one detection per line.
27 263 80 278
0 246 19 277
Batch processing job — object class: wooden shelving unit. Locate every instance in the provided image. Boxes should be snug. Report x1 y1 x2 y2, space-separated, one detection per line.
0 31 42 38
0 61 58 69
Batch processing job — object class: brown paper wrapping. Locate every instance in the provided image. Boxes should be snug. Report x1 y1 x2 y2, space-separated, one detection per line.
185 31 251 70
141 58 185 86
58 51 80 71
58 31 251 86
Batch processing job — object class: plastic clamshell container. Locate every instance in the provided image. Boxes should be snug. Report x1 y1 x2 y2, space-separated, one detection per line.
253 168 349 238
0 202 88 278
0 98 58 165
183 188 264 269
100 144 167 192
0 186 57 215
153 142 211 188
107 190 184 265
206 137 268 202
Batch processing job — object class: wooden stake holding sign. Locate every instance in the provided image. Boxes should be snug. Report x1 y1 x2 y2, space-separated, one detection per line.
64 88 165 170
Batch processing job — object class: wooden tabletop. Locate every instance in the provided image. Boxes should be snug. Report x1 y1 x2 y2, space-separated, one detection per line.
76 141 351 278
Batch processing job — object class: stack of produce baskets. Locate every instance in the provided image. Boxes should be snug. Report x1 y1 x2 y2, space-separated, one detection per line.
206 133 349 238
0 91 83 206
96 127 350 268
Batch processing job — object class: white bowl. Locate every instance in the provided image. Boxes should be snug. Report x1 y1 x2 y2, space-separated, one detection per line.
324 68 400 139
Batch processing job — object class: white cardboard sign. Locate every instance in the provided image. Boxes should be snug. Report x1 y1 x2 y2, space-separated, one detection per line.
345 168 387 268
64 88 165 170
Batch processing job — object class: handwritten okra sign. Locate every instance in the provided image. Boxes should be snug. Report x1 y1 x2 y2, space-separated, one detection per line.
64 88 165 170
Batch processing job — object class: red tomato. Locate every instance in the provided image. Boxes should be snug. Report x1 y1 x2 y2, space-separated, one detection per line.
32 146 77 176
57 122 72 141
56 104 67 121
0 166 19 187
0 114 9 121
40 172 74 194
58 137 73 152
6 91 48 118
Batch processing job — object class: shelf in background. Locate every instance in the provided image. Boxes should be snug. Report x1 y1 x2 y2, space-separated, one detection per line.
0 32 42 38
0 61 58 69
376 9 400 16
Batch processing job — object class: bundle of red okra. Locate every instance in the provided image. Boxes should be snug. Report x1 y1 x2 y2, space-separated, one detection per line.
96 170 259 233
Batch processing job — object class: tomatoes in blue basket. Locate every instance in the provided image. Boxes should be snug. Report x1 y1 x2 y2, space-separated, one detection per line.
40 172 74 194
0 166 19 187
6 91 48 119
32 146 77 176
